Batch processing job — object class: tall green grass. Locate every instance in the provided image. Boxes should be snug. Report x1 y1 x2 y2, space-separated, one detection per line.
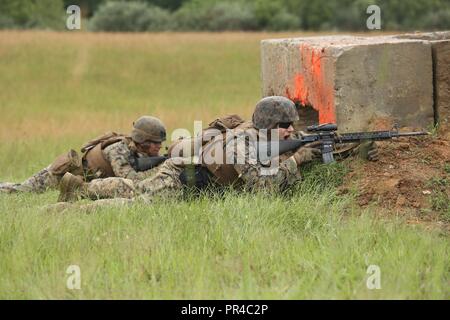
0 32 448 299
0 189 448 299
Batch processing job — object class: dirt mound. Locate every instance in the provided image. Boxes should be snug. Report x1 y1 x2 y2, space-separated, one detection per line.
339 129 450 229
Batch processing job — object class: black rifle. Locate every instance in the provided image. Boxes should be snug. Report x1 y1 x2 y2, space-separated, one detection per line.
258 123 429 164
130 124 428 170
129 155 168 172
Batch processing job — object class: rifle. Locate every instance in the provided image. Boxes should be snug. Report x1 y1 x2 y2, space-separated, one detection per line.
129 155 168 172
258 123 429 164
129 124 429 170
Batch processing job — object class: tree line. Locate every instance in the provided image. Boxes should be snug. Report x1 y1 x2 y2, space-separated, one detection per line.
1 0 449 31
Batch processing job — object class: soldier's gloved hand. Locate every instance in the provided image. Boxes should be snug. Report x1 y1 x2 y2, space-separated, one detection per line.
366 141 379 161
334 132 343 142
292 147 322 165
360 141 379 161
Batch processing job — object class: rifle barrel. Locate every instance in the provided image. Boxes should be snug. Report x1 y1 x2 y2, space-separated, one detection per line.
395 131 429 137
257 129 428 162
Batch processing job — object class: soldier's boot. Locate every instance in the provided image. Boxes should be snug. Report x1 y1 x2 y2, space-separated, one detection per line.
86 177 136 199
58 172 87 202
59 174 135 202
0 182 22 194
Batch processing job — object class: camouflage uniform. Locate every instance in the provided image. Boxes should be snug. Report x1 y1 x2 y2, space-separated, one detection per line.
62 122 303 207
225 123 301 192
4 166 60 193
84 157 184 202
102 139 160 182
54 96 378 210
2 115 167 194
1 139 159 193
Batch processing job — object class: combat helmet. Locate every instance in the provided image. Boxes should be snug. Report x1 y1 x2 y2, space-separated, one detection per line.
252 96 299 129
131 116 166 143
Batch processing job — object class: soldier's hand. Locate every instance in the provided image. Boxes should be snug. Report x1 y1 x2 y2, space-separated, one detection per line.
367 141 379 161
360 141 379 161
334 132 343 142
292 146 322 165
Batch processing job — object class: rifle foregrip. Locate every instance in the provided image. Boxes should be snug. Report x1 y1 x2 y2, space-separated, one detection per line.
134 156 168 172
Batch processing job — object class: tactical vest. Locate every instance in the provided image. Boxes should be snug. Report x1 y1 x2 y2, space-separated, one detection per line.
166 114 246 186
202 121 255 186
167 114 245 159
81 132 130 178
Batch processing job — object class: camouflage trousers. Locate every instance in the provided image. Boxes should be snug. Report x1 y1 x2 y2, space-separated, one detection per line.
0 165 60 193
80 158 186 206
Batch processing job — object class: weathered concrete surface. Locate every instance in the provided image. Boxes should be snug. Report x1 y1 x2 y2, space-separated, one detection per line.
393 31 450 41
390 32 450 132
261 36 434 131
433 40 450 133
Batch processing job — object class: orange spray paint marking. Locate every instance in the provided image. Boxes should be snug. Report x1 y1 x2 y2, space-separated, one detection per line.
286 44 336 124
286 74 309 105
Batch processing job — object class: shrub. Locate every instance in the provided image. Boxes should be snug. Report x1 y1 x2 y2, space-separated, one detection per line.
142 5 172 31
0 0 64 30
172 4 209 30
267 10 301 31
206 2 258 31
420 9 450 30
174 1 258 31
0 14 16 29
89 1 172 32
251 0 284 29
331 5 366 31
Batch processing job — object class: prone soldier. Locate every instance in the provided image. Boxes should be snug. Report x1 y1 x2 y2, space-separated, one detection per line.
54 96 378 208
0 116 167 196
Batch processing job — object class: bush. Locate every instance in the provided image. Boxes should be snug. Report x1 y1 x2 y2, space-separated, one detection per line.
206 2 258 31
142 5 172 31
89 1 172 32
0 0 65 30
174 1 258 31
267 10 301 31
420 9 450 30
172 3 209 30
331 5 366 31
0 14 16 29
251 0 284 28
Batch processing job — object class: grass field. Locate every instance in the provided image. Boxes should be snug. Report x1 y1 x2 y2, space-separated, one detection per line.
0 31 448 299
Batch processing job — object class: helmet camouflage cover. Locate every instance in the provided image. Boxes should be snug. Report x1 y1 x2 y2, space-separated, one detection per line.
131 116 166 143
252 96 299 129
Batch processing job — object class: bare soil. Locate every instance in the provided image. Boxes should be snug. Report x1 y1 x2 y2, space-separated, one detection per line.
339 127 450 230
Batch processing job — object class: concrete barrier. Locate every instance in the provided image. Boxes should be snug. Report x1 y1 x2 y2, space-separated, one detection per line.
261 35 435 131
390 32 450 132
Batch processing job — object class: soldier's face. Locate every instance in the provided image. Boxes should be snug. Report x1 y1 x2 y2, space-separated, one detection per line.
277 124 294 140
140 141 162 156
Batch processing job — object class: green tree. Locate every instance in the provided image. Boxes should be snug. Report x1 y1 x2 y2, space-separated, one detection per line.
89 1 172 31
143 0 186 11
0 0 65 29
63 0 107 17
